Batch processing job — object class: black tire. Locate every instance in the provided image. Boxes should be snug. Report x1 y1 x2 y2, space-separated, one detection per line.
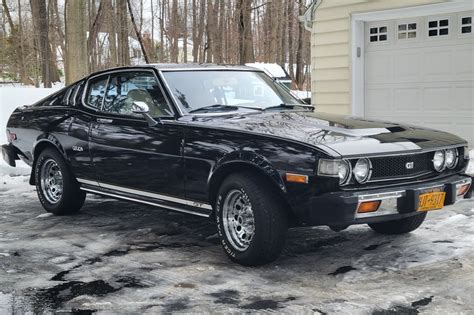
215 172 288 266
368 212 427 235
34 148 86 215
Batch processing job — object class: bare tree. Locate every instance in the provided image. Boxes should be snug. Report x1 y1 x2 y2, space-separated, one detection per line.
237 0 254 64
30 0 52 87
65 0 88 84
127 0 149 63
117 0 130 65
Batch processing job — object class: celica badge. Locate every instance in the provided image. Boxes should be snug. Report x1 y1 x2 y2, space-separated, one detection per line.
406 162 414 169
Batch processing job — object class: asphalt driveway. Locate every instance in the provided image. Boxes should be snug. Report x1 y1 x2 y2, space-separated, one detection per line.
1 166 473 314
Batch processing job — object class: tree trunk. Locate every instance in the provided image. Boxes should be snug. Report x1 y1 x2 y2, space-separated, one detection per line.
295 0 305 89
182 0 188 63
88 0 105 71
104 0 118 67
65 0 88 84
117 0 130 65
287 0 295 80
192 0 198 62
197 0 206 63
127 0 149 63
30 0 52 87
237 0 254 64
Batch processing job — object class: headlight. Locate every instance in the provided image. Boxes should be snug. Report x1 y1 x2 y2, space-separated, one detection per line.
433 150 446 172
353 158 372 183
318 159 352 185
338 160 351 185
445 148 458 169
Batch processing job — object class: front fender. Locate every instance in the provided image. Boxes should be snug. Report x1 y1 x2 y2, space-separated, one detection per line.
207 150 287 204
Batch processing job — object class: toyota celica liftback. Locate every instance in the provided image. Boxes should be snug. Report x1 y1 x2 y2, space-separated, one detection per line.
3 64 473 265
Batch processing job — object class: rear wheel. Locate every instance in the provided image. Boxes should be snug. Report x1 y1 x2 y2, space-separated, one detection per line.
35 148 86 215
215 172 288 266
368 212 427 235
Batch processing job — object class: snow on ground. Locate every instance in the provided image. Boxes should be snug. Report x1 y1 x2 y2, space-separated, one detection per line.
0 87 59 143
0 160 473 314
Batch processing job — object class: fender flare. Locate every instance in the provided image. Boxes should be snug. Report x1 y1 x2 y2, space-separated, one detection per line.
29 134 68 185
207 150 287 204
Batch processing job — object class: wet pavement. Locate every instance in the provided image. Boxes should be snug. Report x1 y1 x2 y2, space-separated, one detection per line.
1 170 474 314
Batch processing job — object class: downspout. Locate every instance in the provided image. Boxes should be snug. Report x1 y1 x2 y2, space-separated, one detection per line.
299 0 323 32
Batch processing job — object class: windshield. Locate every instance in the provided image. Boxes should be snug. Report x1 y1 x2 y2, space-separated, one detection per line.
162 70 303 113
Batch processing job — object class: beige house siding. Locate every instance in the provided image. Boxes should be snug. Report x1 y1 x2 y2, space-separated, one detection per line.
311 0 446 114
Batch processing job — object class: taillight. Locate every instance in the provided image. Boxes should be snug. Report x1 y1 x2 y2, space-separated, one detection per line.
6 130 17 142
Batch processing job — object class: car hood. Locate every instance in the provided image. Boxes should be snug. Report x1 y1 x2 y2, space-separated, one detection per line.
185 111 466 157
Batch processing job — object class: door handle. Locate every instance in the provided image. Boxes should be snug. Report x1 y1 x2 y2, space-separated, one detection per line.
96 118 113 124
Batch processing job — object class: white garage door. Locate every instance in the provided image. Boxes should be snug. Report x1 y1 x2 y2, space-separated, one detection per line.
365 11 474 146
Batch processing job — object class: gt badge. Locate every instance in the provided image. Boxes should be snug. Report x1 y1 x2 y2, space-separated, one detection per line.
406 162 414 169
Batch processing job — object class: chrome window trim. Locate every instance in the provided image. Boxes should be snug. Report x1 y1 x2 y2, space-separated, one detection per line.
159 68 301 116
82 74 109 111
81 68 179 118
159 68 264 72
157 70 184 117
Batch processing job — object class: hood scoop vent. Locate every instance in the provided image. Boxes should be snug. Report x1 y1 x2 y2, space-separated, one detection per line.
386 126 407 133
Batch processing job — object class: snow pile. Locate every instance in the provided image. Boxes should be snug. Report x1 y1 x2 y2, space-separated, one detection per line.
0 87 59 143
245 63 288 79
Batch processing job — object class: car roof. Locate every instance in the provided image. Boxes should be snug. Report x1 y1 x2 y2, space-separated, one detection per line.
89 63 263 76
150 63 261 71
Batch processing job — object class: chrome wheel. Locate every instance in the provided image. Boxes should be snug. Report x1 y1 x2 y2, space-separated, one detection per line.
40 159 63 204
222 189 255 251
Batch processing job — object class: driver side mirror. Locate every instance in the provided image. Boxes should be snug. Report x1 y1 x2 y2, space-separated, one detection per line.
132 101 150 114
132 101 160 127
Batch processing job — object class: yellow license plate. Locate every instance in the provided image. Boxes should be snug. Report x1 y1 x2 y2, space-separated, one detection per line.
417 191 446 211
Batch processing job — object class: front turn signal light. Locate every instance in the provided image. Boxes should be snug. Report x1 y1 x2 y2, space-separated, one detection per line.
357 200 381 213
285 173 309 184
457 184 471 196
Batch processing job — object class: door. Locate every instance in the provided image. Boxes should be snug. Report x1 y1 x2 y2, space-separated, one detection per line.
364 11 474 146
86 70 188 209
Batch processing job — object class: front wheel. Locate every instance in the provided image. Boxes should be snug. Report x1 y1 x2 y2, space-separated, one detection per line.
368 212 427 235
215 172 288 266
35 148 86 215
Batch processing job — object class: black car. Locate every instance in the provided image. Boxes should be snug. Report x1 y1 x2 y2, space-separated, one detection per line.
2 64 472 265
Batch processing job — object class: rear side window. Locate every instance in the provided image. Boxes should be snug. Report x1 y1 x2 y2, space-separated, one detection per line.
46 89 67 106
86 76 108 109
69 81 85 106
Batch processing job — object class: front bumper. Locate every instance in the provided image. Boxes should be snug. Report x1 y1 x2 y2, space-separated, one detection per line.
307 174 472 226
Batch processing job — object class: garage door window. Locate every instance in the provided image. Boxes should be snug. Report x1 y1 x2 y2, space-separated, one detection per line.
398 23 417 39
461 16 472 34
369 26 388 42
428 19 449 37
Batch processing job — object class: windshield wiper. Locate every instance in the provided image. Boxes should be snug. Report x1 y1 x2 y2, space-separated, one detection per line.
264 103 315 111
189 104 263 114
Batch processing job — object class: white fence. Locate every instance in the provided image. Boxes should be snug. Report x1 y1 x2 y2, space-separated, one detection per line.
0 87 59 143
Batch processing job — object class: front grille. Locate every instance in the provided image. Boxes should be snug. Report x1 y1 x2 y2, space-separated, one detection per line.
369 152 434 181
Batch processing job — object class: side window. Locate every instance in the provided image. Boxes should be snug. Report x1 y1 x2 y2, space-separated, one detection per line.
86 76 108 109
102 71 173 117
68 81 84 106
47 89 67 106
62 84 76 106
